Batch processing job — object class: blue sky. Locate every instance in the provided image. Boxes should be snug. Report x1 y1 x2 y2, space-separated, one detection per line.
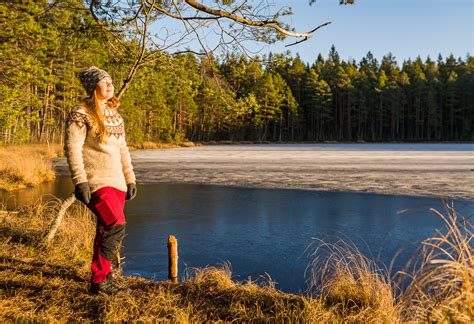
263 0 473 64
154 0 473 64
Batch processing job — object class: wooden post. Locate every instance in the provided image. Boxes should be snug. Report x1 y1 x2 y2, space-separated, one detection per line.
168 235 178 283
114 250 122 276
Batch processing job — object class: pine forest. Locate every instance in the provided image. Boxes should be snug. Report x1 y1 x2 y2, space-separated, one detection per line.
1 1 473 144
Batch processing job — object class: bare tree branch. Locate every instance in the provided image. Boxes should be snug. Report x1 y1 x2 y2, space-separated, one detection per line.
183 0 326 39
89 0 136 56
116 0 152 98
285 22 332 47
145 0 223 21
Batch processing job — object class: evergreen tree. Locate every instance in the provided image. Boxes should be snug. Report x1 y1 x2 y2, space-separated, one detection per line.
0 3 472 144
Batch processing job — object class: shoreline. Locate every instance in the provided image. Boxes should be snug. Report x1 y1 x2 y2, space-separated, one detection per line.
199 140 474 145
3 142 472 201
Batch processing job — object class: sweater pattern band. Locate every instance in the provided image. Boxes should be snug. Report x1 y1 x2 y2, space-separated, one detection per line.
66 111 93 130
103 108 124 139
66 109 124 139
106 123 125 139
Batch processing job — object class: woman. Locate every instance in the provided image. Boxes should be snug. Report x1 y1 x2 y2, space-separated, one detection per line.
64 66 137 294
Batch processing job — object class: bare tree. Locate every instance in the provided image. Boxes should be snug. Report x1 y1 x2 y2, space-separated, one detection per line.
87 0 352 97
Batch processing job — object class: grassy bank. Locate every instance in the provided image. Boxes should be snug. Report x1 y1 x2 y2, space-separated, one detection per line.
0 144 62 191
128 141 197 150
1 199 471 322
0 142 197 192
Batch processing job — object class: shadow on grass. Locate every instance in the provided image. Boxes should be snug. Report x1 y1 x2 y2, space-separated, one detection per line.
0 256 86 283
0 226 44 246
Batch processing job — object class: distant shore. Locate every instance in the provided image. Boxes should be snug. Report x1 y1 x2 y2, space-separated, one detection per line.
199 140 474 145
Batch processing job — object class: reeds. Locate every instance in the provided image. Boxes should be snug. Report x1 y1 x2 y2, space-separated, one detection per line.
0 144 61 191
397 205 473 321
306 237 400 322
305 204 473 322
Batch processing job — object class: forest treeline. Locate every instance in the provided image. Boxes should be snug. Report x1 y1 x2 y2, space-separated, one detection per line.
1 1 473 144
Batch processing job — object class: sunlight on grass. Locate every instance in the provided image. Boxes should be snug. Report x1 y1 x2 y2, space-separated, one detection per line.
306 237 400 322
306 205 473 322
398 206 473 321
128 141 196 151
0 144 62 191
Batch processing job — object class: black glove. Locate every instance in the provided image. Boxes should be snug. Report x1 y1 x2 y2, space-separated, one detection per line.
126 183 137 200
75 182 91 204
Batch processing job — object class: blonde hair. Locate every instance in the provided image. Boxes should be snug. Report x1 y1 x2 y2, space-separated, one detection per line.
81 90 120 143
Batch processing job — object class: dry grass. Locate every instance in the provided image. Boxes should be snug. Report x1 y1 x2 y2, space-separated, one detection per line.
128 141 197 150
0 144 62 191
0 198 333 322
306 238 400 322
0 141 199 191
305 205 474 323
397 206 474 322
1 198 472 322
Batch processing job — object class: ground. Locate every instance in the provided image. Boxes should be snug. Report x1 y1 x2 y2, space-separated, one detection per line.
54 144 474 200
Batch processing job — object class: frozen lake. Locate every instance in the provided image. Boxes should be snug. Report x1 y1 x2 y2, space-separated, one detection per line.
54 142 474 199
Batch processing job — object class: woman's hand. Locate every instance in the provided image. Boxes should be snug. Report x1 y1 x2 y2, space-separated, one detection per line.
75 182 91 204
126 183 137 200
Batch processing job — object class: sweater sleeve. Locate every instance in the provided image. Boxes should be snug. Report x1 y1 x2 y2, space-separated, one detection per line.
64 111 88 185
120 132 136 184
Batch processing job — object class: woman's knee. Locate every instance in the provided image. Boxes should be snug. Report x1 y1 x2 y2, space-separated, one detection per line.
100 223 126 260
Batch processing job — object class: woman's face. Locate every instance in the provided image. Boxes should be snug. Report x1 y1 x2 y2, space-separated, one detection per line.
95 77 114 101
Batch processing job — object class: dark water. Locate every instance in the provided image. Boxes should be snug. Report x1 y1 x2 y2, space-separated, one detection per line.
3 177 473 293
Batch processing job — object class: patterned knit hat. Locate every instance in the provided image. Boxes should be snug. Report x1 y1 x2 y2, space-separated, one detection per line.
78 66 111 97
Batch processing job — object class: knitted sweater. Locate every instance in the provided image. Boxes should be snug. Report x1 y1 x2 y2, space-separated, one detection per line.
64 104 136 193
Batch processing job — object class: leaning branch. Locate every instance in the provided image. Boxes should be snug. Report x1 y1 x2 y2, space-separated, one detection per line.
87 0 334 99
183 0 324 39
146 0 222 21
146 0 330 40
285 22 332 47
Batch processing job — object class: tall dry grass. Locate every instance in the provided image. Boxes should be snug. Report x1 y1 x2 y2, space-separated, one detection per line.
397 205 473 322
305 204 473 322
0 144 62 191
306 238 400 322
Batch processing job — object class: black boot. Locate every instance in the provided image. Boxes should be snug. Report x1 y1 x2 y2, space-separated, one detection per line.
90 273 130 295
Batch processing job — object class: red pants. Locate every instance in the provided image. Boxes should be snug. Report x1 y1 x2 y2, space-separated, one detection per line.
87 186 126 284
